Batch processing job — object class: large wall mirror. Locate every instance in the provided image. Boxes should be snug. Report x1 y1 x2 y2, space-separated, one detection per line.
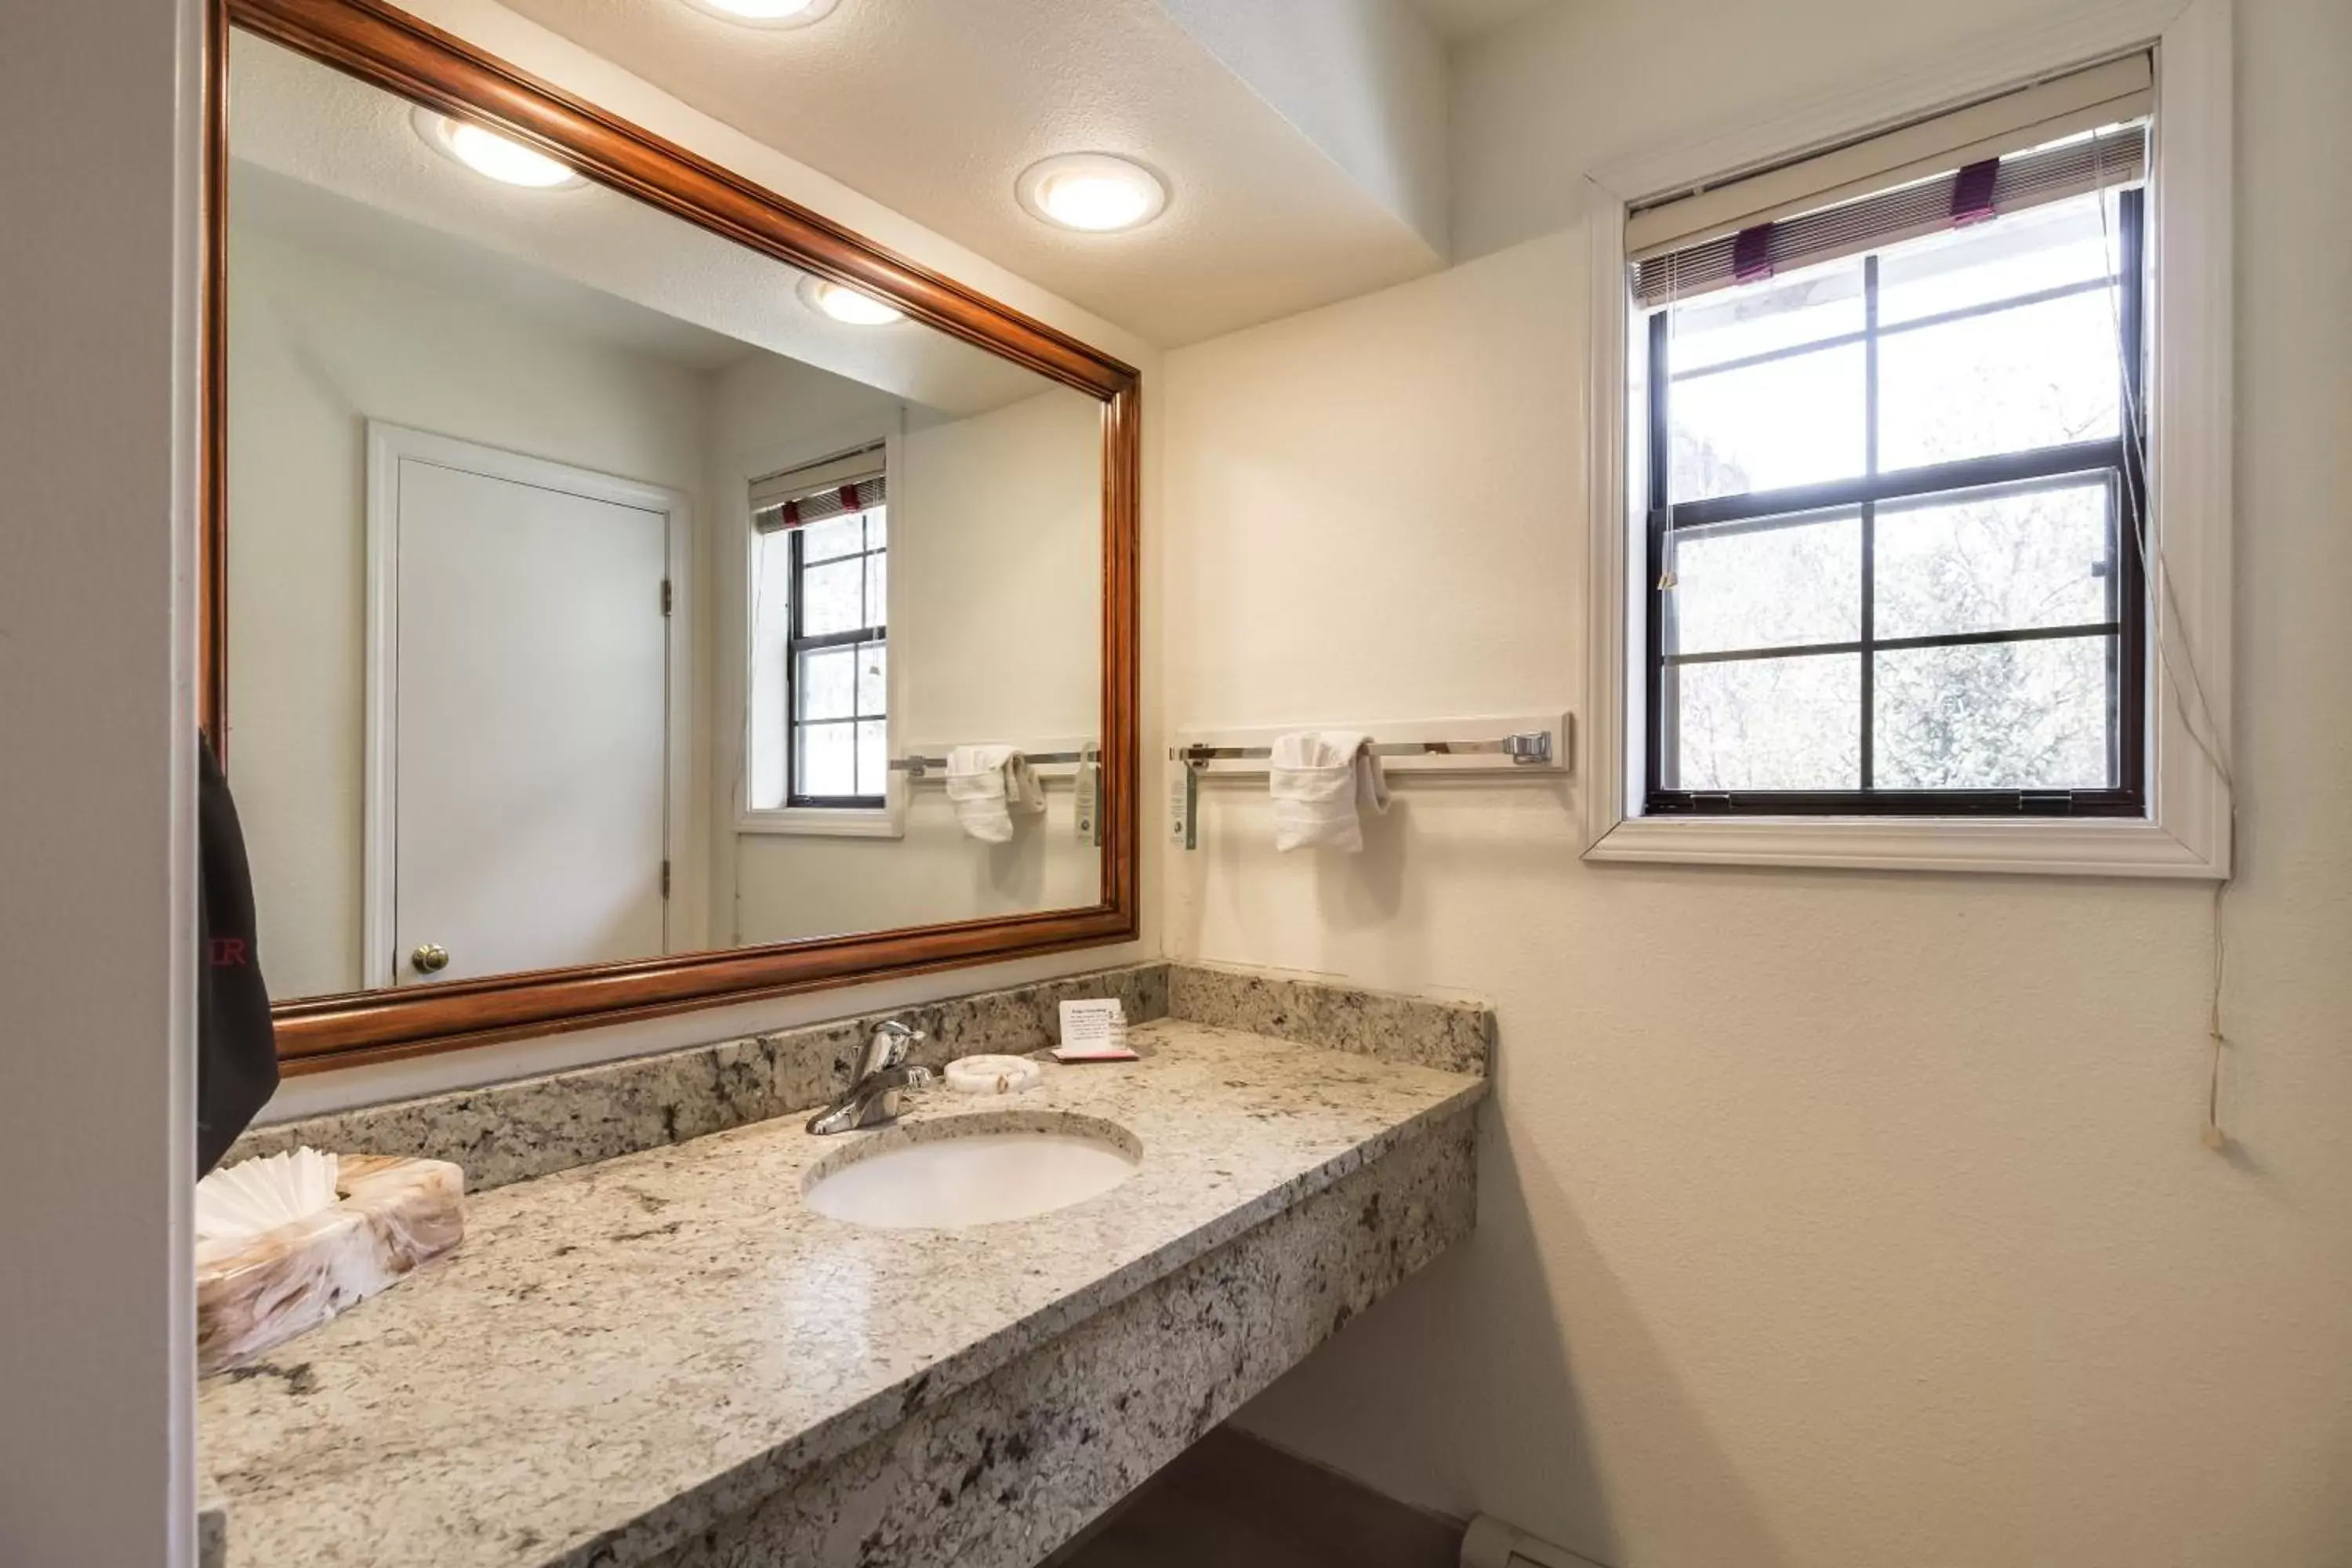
206 0 1140 1071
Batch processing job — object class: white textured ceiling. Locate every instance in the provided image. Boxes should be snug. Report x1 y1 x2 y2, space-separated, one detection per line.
230 31 1054 416
486 0 1454 346
1403 0 1566 43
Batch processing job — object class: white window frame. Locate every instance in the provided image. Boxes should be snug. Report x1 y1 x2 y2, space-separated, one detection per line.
734 412 908 840
1581 0 2232 878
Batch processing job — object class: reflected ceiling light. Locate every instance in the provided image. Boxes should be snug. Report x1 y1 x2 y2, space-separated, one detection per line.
1016 153 1167 233
797 274 904 326
684 0 839 26
415 110 581 188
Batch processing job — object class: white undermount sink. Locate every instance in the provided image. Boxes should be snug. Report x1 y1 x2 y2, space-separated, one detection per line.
802 1112 1142 1230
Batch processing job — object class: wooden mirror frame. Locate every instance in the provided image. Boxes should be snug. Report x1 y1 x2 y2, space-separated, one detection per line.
202 0 1142 1074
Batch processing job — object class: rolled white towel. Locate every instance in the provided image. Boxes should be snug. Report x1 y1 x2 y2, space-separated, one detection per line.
946 745 1045 843
1269 731 1389 852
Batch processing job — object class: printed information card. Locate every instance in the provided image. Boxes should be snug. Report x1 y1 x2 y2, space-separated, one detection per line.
1053 998 1136 1061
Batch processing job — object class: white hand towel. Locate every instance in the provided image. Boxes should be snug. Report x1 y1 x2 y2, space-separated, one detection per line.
946 745 1046 844
1269 731 1389 852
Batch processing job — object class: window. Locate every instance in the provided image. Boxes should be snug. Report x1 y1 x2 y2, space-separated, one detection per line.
1584 25 2234 877
1643 183 2147 815
746 442 891 815
780 510 888 806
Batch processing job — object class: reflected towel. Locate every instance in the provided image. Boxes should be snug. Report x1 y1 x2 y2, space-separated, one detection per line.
1269 731 1389 852
946 744 1045 844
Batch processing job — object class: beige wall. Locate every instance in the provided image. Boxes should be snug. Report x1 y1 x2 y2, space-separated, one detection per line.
0 0 198 1561
226 222 715 999
1167 1 2352 1564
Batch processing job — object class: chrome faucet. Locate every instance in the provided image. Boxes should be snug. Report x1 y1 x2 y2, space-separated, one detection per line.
807 1020 932 1134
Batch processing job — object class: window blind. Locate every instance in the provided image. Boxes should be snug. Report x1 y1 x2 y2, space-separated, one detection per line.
750 441 886 533
1630 53 2151 308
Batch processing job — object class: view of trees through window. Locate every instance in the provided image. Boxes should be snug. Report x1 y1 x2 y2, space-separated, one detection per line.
1650 187 2144 809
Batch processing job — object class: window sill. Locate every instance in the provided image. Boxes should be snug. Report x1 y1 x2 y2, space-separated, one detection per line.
736 805 904 840
1584 811 2227 879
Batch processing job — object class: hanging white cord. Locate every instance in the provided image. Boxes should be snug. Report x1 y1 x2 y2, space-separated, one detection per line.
2093 133 2239 1150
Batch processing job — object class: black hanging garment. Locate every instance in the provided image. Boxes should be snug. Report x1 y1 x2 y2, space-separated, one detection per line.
198 732 278 1174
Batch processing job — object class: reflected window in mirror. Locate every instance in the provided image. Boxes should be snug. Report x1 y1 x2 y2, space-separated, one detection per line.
747 442 891 815
788 517 889 807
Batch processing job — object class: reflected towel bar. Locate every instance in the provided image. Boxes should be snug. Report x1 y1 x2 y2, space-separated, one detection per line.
893 748 1094 780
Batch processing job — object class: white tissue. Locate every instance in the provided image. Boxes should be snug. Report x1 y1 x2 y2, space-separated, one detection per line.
195 1148 342 1243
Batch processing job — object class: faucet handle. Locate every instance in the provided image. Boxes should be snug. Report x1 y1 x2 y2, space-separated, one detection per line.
862 1019 925 1074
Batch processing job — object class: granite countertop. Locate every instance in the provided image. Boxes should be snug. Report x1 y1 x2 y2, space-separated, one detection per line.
198 1019 1486 1568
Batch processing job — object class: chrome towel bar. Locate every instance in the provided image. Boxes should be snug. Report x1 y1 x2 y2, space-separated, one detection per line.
891 748 1094 780
1171 731 1554 768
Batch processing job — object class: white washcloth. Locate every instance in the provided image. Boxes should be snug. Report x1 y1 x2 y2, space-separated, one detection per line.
1269 731 1389 852
945 744 1045 843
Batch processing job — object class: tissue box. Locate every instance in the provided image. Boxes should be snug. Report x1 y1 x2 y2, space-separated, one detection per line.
196 1154 464 1375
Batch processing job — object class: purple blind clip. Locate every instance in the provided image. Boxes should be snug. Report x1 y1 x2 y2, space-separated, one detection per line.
1731 222 1776 283
1951 158 2001 225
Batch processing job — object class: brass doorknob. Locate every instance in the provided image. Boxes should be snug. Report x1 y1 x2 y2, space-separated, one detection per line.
410 942 452 975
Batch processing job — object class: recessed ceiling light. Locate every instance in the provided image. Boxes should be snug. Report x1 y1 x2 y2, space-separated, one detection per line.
1016 153 1168 233
683 0 838 27
797 274 904 326
414 109 581 188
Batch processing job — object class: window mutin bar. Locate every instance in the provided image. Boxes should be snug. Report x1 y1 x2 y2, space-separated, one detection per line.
1662 470 2112 548
789 626 877 655
1654 439 2127 532
1665 619 2125 667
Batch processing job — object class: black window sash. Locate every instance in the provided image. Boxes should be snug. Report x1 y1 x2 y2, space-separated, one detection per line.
1642 187 2147 818
784 516 887 809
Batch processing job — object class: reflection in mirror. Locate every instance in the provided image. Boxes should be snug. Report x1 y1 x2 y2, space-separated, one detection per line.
225 31 1104 1003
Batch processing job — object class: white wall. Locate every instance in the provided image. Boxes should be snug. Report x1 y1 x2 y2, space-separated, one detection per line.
1166 1 2352 1563
894 390 1104 750
226 221 715 999
0 0 198 1562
